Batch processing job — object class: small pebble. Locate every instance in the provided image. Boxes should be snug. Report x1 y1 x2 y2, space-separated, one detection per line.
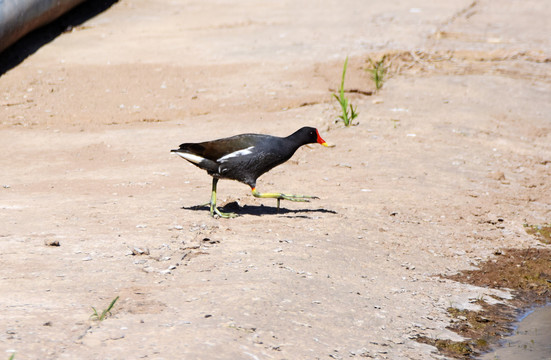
132 247 150 256
44 239 60 247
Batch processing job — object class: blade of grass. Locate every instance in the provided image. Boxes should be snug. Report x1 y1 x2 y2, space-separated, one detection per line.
332 56 358 126
366 56 386 91
90 296 119 321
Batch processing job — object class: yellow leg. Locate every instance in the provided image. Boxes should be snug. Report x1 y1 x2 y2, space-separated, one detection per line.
251 187 318 210
209 178 237 218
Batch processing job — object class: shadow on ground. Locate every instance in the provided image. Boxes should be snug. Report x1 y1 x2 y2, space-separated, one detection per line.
182 201 337 217
0 0 119 76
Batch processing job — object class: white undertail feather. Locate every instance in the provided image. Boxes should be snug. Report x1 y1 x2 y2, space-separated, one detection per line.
217 146 255 163
173 152 205 164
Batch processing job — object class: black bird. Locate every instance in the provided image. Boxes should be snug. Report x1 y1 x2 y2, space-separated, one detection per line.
171 126 330 217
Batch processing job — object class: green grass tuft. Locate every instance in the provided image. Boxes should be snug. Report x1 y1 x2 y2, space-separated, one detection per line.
333 56 358 127
90 296 119 321
366 56 387 91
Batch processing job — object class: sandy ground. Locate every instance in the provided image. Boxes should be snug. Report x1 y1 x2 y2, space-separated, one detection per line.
1 0 550 359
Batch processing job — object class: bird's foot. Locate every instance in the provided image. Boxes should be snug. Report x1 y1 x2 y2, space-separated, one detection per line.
212 207 238 218
251 188 318 210
194 201 238 218
252 189 318 202
276 193 319 202
275 194 319 211
210 202 238 218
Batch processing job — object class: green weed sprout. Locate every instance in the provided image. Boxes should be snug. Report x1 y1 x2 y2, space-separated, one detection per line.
366 56 386 91
90 296 119 321
333 56 358 126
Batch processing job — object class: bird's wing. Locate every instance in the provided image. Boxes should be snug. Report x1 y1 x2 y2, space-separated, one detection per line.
177 134 268 162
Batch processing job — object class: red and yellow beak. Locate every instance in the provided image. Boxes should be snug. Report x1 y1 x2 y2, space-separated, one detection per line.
316 130 332 147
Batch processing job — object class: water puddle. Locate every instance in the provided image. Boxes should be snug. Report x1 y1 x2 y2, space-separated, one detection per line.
416 248 551 359
480 304 551 359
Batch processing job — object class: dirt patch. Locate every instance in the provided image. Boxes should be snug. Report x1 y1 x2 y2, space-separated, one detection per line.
418 247 551 358
348 49 551 87
524 224 551 245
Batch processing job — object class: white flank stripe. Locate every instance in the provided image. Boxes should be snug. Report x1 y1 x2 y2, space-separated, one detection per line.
174 152 205 164
217 146 255 163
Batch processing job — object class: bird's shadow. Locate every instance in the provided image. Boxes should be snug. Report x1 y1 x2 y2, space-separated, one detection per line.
181 201 337 218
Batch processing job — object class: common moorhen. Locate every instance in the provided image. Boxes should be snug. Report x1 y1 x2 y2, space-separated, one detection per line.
171 126 329 217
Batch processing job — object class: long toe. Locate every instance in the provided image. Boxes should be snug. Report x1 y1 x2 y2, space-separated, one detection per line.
213 207 238 218
281 194 319 202
251 189 319 203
